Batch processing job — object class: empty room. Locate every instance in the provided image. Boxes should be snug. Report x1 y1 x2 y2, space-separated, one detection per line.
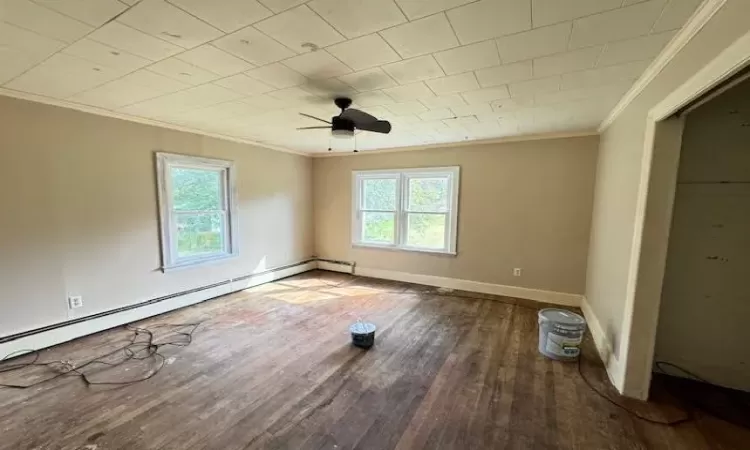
1 0 749 449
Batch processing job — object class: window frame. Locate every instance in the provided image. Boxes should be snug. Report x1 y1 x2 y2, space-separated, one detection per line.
156 152 239 272
351 166 460 255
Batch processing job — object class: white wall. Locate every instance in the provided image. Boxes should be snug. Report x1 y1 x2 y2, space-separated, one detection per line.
655 78 750 392
0 95 313 338
584 0 750 397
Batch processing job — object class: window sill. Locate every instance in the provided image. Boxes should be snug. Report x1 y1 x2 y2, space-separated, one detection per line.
352 243 457 257
161 254 238 273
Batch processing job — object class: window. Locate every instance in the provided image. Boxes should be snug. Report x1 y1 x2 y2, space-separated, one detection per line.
156 152 238 271
352 167 459 254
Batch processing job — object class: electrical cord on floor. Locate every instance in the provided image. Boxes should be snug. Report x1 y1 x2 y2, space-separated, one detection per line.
577 352 694 426
0 322 201 389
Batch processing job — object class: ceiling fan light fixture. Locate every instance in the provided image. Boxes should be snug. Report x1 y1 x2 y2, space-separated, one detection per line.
332 129 355 138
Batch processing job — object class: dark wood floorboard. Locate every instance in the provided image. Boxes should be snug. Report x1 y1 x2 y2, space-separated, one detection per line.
0 270 747 450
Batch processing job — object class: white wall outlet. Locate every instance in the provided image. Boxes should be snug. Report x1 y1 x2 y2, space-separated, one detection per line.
68 296 83 309
513 268 522 277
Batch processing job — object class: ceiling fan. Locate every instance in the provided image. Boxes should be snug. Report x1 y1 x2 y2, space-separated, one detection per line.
297 97 392 138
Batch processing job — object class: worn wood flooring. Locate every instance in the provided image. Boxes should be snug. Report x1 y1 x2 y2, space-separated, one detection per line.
0 270 747 450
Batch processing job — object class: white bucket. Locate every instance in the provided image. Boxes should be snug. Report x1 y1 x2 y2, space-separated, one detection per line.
538 309 586 361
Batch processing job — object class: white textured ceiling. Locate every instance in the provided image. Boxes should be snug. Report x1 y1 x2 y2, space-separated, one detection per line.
0 0 702 153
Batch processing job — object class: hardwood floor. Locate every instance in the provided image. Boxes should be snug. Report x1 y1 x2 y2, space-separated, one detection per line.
0 270 747 449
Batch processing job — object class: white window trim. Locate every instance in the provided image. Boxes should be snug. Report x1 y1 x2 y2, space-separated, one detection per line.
351 166 460 255
156 152 239 272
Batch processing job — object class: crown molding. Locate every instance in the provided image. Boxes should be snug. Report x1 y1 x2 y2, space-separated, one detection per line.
311 130 599 157
0 88 308 157
598 0 728 131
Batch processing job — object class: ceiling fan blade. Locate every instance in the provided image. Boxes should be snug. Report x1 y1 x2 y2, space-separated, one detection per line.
340 108 377 124
299 113 331 124
297 126 331 130
356 120 392 134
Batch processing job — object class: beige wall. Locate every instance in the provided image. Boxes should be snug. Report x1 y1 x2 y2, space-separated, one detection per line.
656 78 750 392
0 95 313 337
314 136 599 296
584 0 750 396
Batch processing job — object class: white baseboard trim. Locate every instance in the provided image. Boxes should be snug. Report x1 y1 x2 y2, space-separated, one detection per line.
0 261 317 358
316 260 354 274
581 296 624 392
353 267 582 307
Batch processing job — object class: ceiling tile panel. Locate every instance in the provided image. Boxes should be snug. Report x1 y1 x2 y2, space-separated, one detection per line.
120 83 244 115
175 45 255 76
213 26 296 65
300 78 356 97
62 39 151 73
383 81 435 101
434 40 500 75
446 0 531 45
419 95 466 111
425 73 479 95
532 0 622 27
148 58 222 85
490 96 535 112
254 5 345 53
5 53 124 98
385 101 428 115
653 0 702 32
380 13 459 59
214 73 275 96
308 0 406 38
257 0 306 14
282 51 352 79
418 108 455 121
3 0 93 42
68 69 190 109
168 0 273 32
0 22 66 84
327 34 401 71
495 22 571 64
450 102 493 117
339 68 398 91
598 31 675 67
396 0 474 20
31 0 128 27
560 60 650 90
351 90 396 107
475 61 533 88
460 86 510 104
382 55 445 84
569 1 665 49
532 46 602 78
508 76 560 97
88 22 183 61
117 0 224 49
245 63 308 89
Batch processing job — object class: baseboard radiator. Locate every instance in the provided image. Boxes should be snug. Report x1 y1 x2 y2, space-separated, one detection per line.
0 259 317 357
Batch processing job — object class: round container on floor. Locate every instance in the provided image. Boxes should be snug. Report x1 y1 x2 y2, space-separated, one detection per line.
350 322 376 349
538 309 586 361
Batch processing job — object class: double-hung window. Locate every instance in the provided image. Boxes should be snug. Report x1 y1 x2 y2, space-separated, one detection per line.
352 167 459 254
156 152 239 271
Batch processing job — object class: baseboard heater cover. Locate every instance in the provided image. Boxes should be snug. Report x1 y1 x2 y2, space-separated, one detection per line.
0 259 317 357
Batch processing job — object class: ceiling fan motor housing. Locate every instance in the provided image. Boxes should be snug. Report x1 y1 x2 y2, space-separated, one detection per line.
331 116 355 138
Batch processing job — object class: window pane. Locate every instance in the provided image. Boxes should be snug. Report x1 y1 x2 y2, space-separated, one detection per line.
171 167 222 211
408 177 449 212
362 212 395 244
406 213 446 249
363 178 397 210
176 212 225 258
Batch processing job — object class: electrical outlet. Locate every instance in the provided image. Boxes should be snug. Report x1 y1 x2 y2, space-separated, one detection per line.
68 296 83 309
513 268 522 277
